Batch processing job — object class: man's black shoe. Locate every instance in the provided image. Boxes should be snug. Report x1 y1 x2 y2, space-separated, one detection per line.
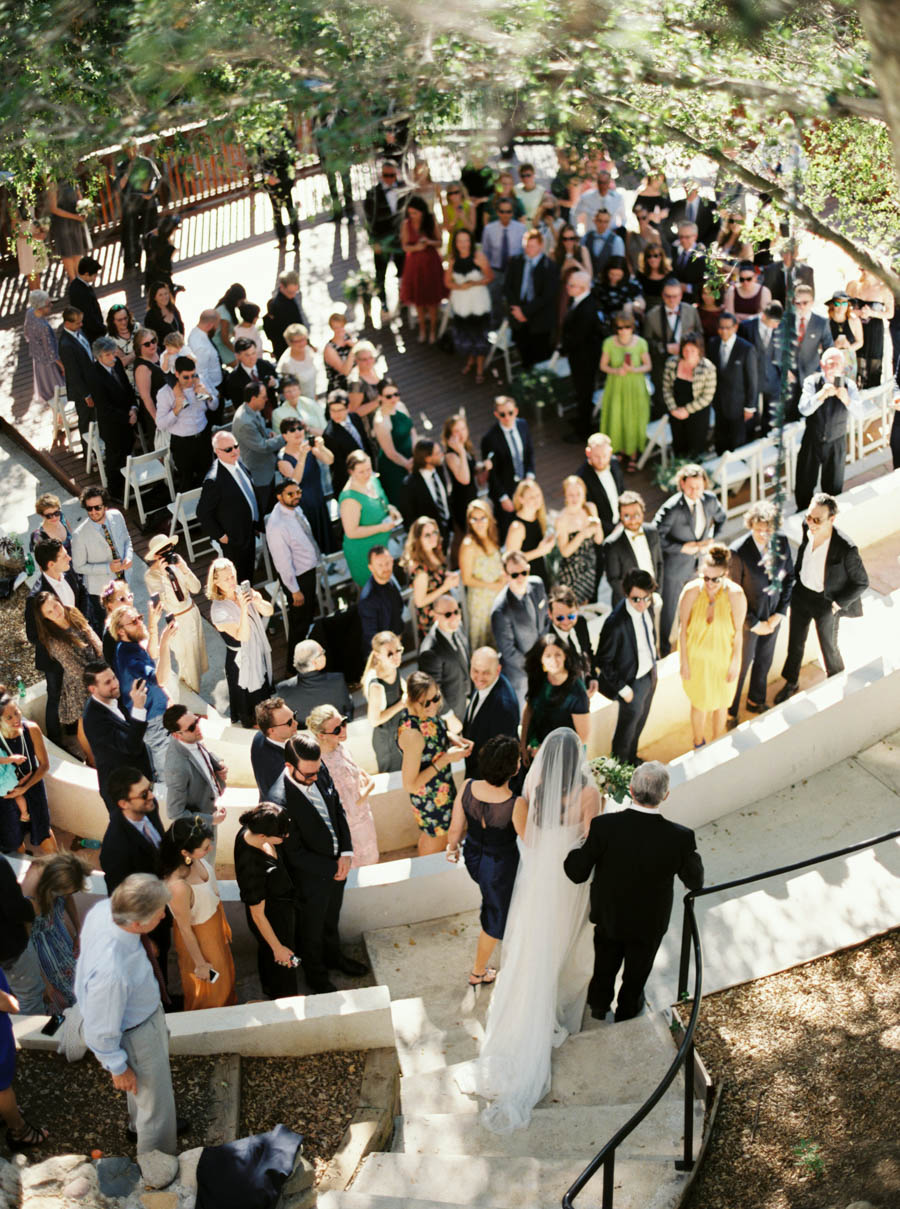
307 979 339 995
745 699 767 713
773 682 798 704
330 956 369 978
128 1116 189 1140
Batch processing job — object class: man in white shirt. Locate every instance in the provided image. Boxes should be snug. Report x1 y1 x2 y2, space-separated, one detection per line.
581 208 626 282
71 486 134 631
775 493 868 702
572 170 627 232
596 569 659 763
197 429 260 585
794 347 864 510
187 309 224 398
403 440 453 547
155 358 216 490
266 478 321 676
514 162 544 221
75 875 179 1160
547 584 598 691
577 432 625 538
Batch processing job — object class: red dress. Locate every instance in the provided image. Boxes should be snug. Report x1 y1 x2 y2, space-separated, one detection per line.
400 222 447 307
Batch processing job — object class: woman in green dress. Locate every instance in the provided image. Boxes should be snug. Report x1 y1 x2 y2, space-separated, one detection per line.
338 450 403 586
598 314 652 473
372 378 417 508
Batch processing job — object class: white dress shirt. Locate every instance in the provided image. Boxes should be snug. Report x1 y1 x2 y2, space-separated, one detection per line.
382 183 399 215
465 684 491 723
800 535 831 594
552 624 583 653
572 187 627 230
187 326 223 389
44 572 75 608
626 528 655 575
265 502 319 592
222 459 259 519
73 900 161 1075
93 695 147 723
126 813 161 846
155 385 214 436
593 467 619 518
420 467 450 519
624 598 656 684
186 741 220 793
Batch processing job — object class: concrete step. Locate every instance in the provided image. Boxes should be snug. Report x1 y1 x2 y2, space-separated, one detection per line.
400 1012 682 1117
396 1098 704 1161
390 996 484 1076
347 1152 688 1209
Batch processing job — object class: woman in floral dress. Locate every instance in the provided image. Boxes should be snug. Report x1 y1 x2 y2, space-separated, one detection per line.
399 673 471 856
458 499 504 648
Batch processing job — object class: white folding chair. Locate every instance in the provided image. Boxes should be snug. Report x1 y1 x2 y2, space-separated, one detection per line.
122 449 176 527
50 387 82 452
484 319 520 383
264 580 291 639
637 415 671 471
166 488 211 562
255 532 274 588
83 421 107 488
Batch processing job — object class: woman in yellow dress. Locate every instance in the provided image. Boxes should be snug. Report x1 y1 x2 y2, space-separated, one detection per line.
678 543 746 749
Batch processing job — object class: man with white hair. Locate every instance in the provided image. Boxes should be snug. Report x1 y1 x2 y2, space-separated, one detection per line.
564 761 704 1022
75 874 182 1157
278 638 352 723
461 648 520 777
794 348 863 511
561 271 605 438
197 429 259 585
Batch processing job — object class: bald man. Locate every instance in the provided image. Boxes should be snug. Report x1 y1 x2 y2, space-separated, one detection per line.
461 648 520 777
188 308 225 406
561 270 605 438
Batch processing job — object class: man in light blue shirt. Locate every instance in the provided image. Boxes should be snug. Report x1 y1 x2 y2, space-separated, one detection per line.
74 874 178 1156
480 204 529 328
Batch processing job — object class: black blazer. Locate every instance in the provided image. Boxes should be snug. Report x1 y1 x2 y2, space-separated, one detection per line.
738 316 782 401
250 732 287 804
281 766 352 882
728 532 794 626
503 253 560 335
323 416 371 495
561 295 604 366
762 260 815 306
58 328 95 406
83 696 153 811
402 468 452 543
794 524 868 618
565 808 704 942
264 292 310 360
654 490 726 579
548 616 597 686
363 180 407 241
671 243 707 299
576 457 625 538
68 278 105 343
197 459 257 550
462 673 520 777
25 570 90 675
418 625 470 722
603 524 664 605
707 335 758 420
481 419 536 511
666 197 718 246
225 359 278 412
89 359 136 438
100 805 165 894
595 599 657 699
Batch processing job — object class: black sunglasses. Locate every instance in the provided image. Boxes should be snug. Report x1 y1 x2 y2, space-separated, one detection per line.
218 444 238 453
508 570 528 579
422 692 442 707
42 509 62 519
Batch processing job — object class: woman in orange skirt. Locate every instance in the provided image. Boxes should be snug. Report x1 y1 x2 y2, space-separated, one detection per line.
160 816 237 1010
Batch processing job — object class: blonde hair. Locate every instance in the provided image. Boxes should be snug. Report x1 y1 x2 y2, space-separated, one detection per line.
283 322 316 352
638 244 672 276
306 703 341 734
35 492 61 516
33 852 90 918
362 630 401 686
512 479 547 532
107 603 138 640
353 339 377 360
205 557 236 601
464 498 499 553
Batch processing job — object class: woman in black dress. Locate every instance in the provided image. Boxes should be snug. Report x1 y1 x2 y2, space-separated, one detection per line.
143 214 181 292
441 413 478 535
144 282 185 345
520 634 590 768
276 419 335 551
446 736 523 986
505 481 555 589
133 325 169 435
363 632 406 773
233 803 299 999
635 244 672 305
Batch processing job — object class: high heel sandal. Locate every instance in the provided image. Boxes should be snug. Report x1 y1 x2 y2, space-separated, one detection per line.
468 967 497 986
7 1118 49 1150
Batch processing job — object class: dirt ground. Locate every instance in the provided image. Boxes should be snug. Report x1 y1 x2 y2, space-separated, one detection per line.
679 928 900 1209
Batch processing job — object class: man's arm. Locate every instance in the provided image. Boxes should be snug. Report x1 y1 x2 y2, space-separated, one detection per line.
80 974 132 1075
265 518 298 593
832 542 869 611
563 819 603 883
491 604 524 676
678 831 705 891
163 749 191 824
520 423 536 478
196 476 225 543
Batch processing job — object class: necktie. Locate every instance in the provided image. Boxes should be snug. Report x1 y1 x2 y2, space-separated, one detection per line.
198 744 221 793
100 522 125 581
500 225 510 270
343 419 363 448
76 330 91 356
719 341 729 370
304 781 338 855
520 257 536 303
642 612 657 665
667 310 679 333
429 473 449 523
165 565 185 603
465 691 481 725
234 464 260 522
293 507 320 559
142 819 160 848
761 325 770 348
797 317 807 344
454 630 468 662
686 199 697 224
507 426 524 480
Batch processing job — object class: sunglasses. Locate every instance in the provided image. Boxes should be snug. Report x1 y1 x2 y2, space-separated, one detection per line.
553 612 577 622
140 339 158 347
508 569 528 579
439 608 460 618
422 692 442 707
498 209 513 215
646 251 662 257
562 235 577 240
42 509 62 519
628 594 651 604
388 647 404 656
85 503 106 512
129 787 154 801
181 719 200 733
497 410 516 418
739 275 754 282
109 304 126 313
322 715 349 735
382 392 399 399
447 191 461 197
218 444 238 453
703 573 725 583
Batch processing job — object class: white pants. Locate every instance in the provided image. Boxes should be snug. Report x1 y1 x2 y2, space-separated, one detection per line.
122 1003 177 1155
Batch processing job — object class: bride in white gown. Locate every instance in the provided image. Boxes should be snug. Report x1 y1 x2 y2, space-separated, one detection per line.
455 727 602 1132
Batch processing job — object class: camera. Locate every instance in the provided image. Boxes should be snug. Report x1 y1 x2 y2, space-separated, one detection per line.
161 549 178 565
833 375 844 390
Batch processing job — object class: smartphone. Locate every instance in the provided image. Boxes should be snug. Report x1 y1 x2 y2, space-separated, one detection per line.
149 593 160 608
41 1013 65 1036
833 375 844 390
239 579 253 596
208 968 220 983
165 612 175 625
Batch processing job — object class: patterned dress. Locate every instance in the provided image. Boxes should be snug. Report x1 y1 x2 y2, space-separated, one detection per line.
399 712 456 836
466 547 503 648
29 895 76 1008
322 744 379 867
557 518 598 605
411 560 450 639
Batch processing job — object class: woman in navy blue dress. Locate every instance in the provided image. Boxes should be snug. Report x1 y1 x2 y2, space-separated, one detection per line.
446 736 524 986
1 967 49 1149
276 418 336 551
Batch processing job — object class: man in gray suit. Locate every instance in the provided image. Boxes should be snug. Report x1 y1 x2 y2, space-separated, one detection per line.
643 280 702 407
162 705 227 856
231 381 282 515
490 550 549 707
418 595 470 728
790 285 833 418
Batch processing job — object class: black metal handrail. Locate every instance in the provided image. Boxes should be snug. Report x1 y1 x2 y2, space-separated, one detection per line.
562 825 900 1209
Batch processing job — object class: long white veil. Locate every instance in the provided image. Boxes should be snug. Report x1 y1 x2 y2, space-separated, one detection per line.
455 728 597 1132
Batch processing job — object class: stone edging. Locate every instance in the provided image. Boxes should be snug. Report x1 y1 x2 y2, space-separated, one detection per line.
317 1047 400 1194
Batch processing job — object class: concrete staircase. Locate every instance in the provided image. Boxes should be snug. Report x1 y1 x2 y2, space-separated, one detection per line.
318 915 703 1209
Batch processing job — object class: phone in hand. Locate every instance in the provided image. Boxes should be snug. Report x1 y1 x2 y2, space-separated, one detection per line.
833 375 844 390
149 593 160 608
208 968 220 983
165 612 175 626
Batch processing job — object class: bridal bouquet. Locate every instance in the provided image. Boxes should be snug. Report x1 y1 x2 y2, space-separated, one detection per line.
589 755 635 804
342 270 377 303
75 198 96 220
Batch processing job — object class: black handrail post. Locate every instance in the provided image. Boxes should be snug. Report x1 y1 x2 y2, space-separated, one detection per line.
677 897 694 1001
602 1154 615 1209
679 1038 695 1171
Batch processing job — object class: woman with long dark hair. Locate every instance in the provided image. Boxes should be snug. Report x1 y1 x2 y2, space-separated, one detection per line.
0 687 52 856
144 281 184 345
213 282 247 366
520 633 590 766
233 803 299 999
33 592 102 757
399 672 471 856
444 228 493 382
400 195 446 344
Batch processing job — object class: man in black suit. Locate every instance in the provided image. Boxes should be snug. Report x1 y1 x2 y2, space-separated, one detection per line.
223 337 279 413
281 732 368 993
278 640 353 723
727 502 794 720
358 546 404 658
547 584 597 690
58 306 96 436
643 280 703 407
402 440 452 547
363 160 406 315
666 185 717 246
653 465 726 655
418 595 470 728
99 765 172 996
462 648 520 778
90 336 139 500
577 431 625 538
738 302 783 436
263 270 310 360
762 240 815 306
481 396 536 541
323 392 370 495
596 569 659 764
794 348 864 511
250 697 298 806
25 538 89 745
197 429 259 585
67 256 105 343
561 271 605 438
671 222 707 301
565 760 704 1021
491 551 549 706
708 311 758 452
82 664 153 813
503 230 560 367
774 493 868 703
603 491 664 606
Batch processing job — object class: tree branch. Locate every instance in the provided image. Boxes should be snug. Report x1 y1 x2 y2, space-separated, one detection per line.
643 68 885 123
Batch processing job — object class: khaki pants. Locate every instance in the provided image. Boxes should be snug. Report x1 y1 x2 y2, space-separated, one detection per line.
122 1004 177 1155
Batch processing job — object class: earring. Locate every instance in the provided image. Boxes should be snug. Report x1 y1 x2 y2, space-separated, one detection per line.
184 856 192 866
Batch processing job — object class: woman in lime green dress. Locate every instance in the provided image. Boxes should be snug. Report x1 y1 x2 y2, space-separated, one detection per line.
598 314 652 472
338 451 402 586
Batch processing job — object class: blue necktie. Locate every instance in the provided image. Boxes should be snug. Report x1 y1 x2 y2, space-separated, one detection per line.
500 225 510 270
520 256 536 303
235 464 259 522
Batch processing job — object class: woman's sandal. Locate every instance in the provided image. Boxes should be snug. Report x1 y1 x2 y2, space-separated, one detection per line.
7 1118 49 1149
468 967 498 986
